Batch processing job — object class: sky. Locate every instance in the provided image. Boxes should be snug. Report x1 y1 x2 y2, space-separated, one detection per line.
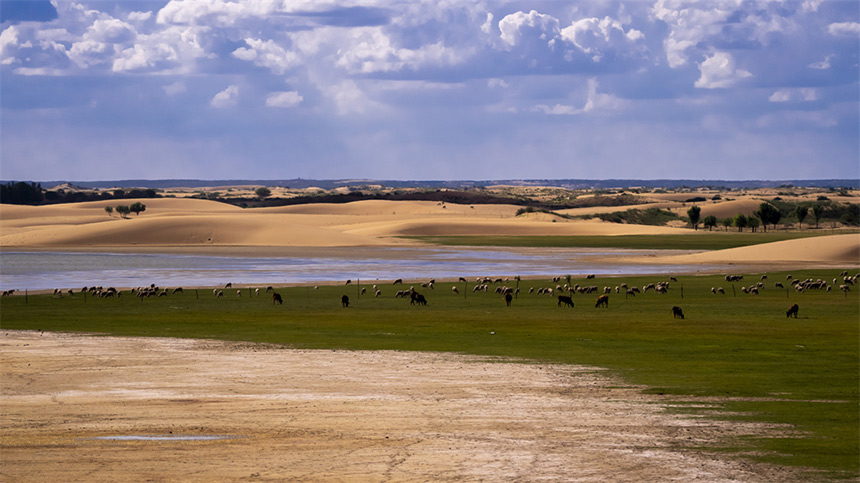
1 0 858 182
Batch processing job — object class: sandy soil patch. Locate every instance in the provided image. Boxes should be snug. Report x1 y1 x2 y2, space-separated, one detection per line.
1 331 805 482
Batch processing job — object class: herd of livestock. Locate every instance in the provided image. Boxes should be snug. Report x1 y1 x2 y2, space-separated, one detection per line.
2 270 856 319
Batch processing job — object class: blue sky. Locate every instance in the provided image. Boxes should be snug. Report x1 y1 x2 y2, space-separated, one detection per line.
1 0 858 182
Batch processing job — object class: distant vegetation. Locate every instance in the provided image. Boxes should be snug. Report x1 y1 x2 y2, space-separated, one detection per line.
0 181 160 205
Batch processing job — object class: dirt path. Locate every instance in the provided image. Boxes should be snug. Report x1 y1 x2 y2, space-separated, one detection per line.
1 331 800 482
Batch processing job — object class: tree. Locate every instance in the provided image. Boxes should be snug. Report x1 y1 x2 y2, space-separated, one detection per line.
794 206 808 230
115 205 131 218
733 213 748 232
255 187 272 199
129 202 146 216
0 181 44 204
687 205 701 230
703 215 717 231
812 204 824 229
747 216 760 233
104 206 113 217
756 202 782 232
721 218 733 232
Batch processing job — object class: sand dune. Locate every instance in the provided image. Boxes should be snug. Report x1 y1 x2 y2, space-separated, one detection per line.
647 234 860 266
1 198 858 268
0 198 687 249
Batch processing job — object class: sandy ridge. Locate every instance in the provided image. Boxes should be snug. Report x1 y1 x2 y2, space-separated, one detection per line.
1 197 858 265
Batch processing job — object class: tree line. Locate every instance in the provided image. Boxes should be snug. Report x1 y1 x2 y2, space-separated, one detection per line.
0 181 160 205
687 200 858 232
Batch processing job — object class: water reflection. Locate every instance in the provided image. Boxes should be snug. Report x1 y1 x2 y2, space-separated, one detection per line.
0 249 704 291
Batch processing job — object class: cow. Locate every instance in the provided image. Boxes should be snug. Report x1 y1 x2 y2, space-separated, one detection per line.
272 292 283 305
672 306 685 319
341 295 350 308
557 295 574 308
786 304 799 318
595 294 609 308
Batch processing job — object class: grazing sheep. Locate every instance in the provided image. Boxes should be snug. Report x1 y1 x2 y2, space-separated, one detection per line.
341 295 350 307
451 286 459 294
216 290 224 298
505 293 513 306
625 289 636 297
557 295 574 308
711 287 716 294
595 294 609 308
172 287 184 294
672 306 685 319
345 280 351 286
255 288 260 296
717 287 725 294
459 277 467 283
774 282 784 289
272 293 283 305
266 286 274 292
786 304 799 318
393 279 403 285
375 290 382 297
360 288 367 295
225 283 232 288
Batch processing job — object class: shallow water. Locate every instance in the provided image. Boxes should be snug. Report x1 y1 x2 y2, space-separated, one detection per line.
0 248 707 291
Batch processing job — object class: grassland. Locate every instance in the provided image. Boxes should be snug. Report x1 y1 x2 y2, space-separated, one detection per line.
406 230 856 250
1 269 858 479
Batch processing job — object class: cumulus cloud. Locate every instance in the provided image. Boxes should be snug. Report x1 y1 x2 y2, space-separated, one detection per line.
559 16 644 62
498 10 559 48
232 38 300 75
695 52 752 89
266 91 303 108
211 84 239 108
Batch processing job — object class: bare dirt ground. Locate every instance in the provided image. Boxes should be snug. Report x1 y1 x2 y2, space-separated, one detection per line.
1 331 804 482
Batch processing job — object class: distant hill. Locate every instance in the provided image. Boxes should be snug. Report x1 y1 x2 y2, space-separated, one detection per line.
18 178 860 190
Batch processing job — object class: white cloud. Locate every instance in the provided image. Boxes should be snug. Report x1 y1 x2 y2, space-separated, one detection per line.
808 55 832 70
112 25 208 73
827 22 860 37
559 16 644 62
695 52 752 89
266 91 303 108
769 88 819 103
232 38 300 75
535 78 626 115
652 0 735 68
163 81 187 96
128 11 153 23
498 10 559 48
0 26 23 65
334 27 467 74
211 84 239 108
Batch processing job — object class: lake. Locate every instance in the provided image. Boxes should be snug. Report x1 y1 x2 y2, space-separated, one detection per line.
0 248 706 291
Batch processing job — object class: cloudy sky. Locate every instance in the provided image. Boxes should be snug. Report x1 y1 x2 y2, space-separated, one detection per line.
1 0 858 182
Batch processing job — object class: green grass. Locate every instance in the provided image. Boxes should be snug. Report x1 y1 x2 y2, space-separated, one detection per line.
405 231 855 250
2 270 858 479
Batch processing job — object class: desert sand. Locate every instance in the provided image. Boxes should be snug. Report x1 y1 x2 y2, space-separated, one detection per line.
1 197 858 267
1 331 804 482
